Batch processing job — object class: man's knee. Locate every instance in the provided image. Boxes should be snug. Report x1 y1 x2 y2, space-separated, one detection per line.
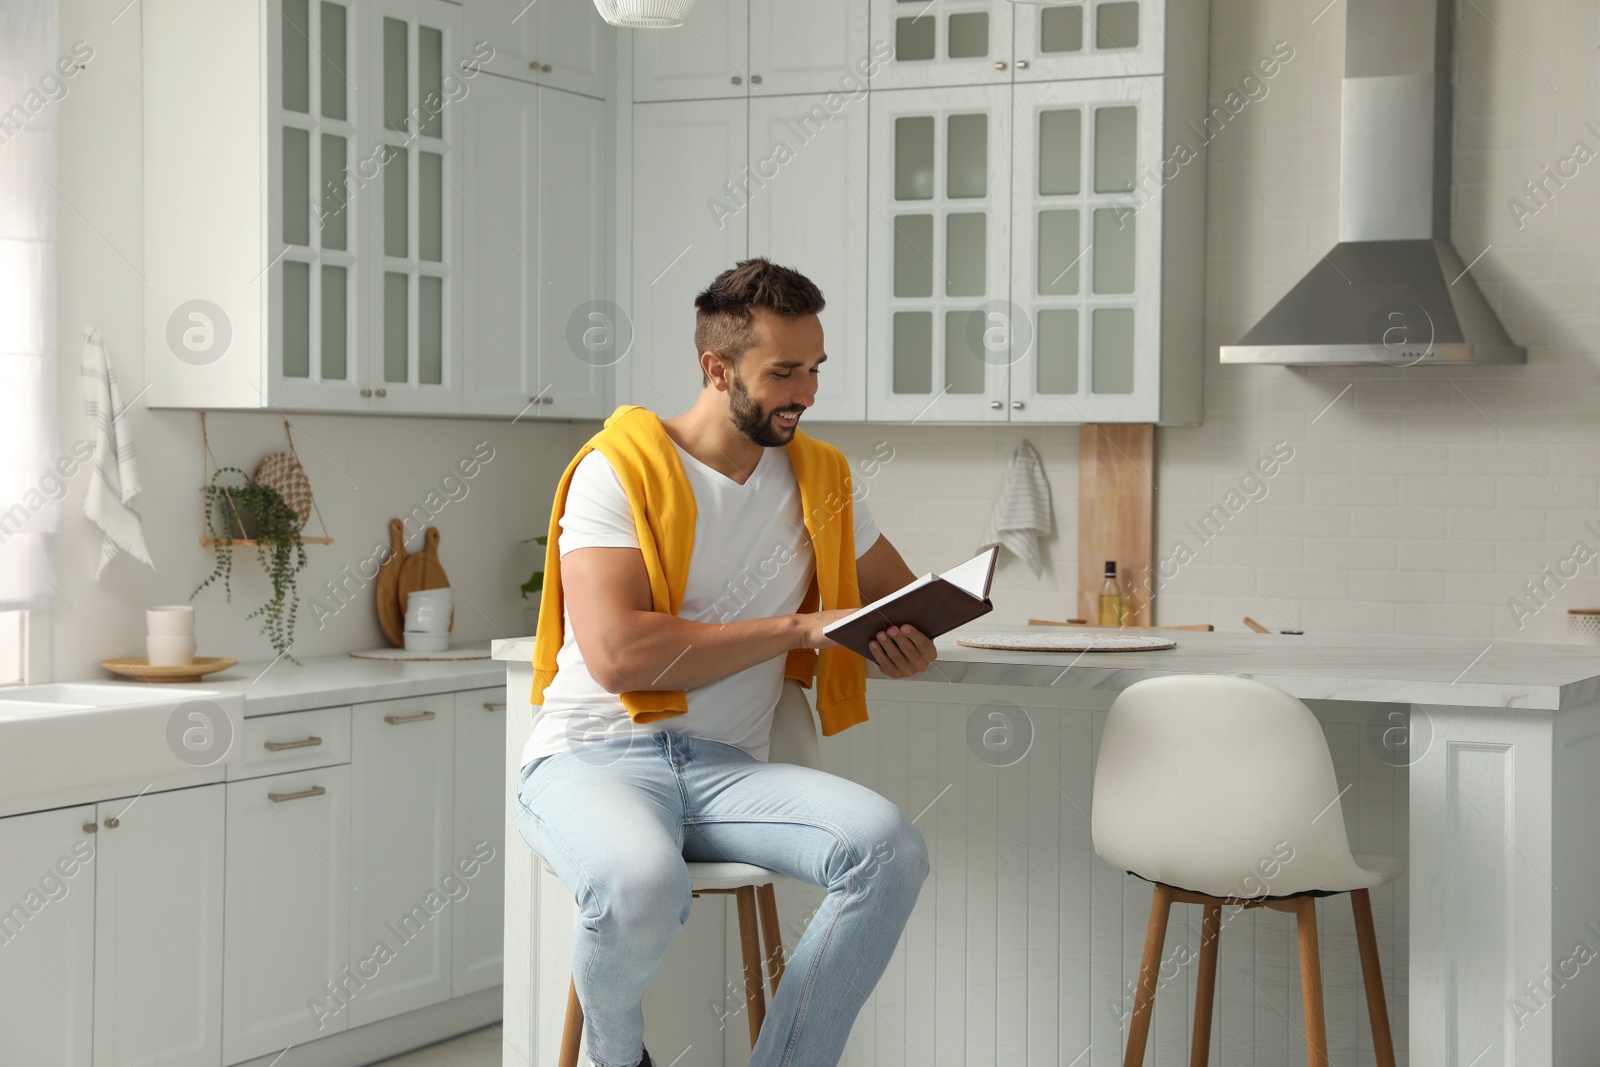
849 802 930 895
583 855 693 939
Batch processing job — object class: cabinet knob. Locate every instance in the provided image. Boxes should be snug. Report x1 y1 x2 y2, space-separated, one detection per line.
542 64 552 73
751 75 762 84
359 388 372 398
383 710 438 726
374 388 387 398
731 75 743 85
990 400 1003 410
1013 401 1024 410
104 817 121 829
1016 60 1029 70
83 822 97 834
528 60 539 71
484 702 507 712
994 61 1008 71
530 395 553 405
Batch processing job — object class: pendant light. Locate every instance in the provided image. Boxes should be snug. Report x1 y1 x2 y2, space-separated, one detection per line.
590 0 700 27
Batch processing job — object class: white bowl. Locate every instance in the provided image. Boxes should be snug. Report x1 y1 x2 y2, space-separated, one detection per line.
407 588 452 610
146 634 197 667
147 605 196 636
403 631 450 653
404 608 451 633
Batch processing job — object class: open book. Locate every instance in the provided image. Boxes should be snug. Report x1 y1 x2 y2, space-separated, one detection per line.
823 547 999 658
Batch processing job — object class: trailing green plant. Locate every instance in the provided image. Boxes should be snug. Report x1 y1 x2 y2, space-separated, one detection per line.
520 535 548 599
193 466 309 663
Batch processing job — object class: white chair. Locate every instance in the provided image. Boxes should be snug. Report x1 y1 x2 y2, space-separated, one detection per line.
558 679 821 1067
1091 675 1402 1067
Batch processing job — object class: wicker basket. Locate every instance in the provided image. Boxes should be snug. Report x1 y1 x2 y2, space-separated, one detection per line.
1570 609 1600 645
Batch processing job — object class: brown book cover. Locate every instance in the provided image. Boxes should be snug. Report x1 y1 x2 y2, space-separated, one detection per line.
824 548 998 659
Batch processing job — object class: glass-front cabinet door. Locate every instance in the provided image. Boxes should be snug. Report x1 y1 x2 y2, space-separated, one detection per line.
269 0 366 410
867 85 1012 422
871 0 1017 90
1009 78 1162 423
369 0 463 414
1013 0 1166 81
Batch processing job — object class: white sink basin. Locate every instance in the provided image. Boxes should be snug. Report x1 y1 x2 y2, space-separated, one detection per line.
0 682 244 798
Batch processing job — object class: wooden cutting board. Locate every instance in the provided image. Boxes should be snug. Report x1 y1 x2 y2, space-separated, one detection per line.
397 526 451 630
375 518 408 647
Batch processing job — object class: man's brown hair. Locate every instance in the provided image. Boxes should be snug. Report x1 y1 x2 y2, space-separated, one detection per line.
693 258 825 384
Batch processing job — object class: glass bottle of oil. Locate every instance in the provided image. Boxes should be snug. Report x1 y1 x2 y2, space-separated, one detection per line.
1098 561 1123 627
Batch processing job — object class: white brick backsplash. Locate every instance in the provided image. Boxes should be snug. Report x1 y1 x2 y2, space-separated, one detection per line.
1306 537 1398 570
1397 540 1498 573
1255 566 1351 600
1497 476 1596 510
1207 535 1305 568
1448 443 1554 476
1259 505 1353 537
1350 571 1447 604
1352 444 1451 476
1445 508 1551 541
1397 476 1498 509
1350 508 1449 540
1301 600 1398 634
1395 603 1497 639
1304 475 1399 507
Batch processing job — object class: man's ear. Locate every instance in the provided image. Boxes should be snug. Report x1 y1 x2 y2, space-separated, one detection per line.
700 350 733 391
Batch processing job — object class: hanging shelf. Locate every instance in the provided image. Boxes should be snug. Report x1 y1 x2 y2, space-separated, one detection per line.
198 412 334 547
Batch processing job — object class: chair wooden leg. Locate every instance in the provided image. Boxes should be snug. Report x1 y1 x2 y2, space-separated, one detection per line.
1189 903 1222 1067
559 975 584 1067
755 882 786 996
735 886 768 1048
1123 884 1174 1067
1351 889 1397 1067
1294 898 1330 1067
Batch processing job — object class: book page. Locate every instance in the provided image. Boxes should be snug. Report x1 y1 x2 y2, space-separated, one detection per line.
939 547 997 598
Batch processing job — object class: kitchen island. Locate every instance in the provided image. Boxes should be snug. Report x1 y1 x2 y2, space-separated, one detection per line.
494 631 1600 1067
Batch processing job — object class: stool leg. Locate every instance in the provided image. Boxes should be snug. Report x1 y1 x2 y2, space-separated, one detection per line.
755 882 786 996
1123 884 1174 1067
1189 904 1222 1067
1294 898 1330 1067
559 975 584 1067
735 886 768 1048
1351 889 1397 1067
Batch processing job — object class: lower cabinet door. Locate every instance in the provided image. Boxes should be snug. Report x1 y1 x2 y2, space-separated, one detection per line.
94 784 225 1067
452 687 508 993
223 767 352 1064
348 695 457 1026
0 805 97 1067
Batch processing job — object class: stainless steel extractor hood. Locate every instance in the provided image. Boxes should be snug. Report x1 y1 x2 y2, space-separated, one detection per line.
1219 0 1525 366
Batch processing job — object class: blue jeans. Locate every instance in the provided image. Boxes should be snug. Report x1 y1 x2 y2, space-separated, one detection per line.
515 731 929 1067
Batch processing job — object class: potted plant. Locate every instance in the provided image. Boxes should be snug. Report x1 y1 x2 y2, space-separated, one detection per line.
194 466 309 662
521 535 547 634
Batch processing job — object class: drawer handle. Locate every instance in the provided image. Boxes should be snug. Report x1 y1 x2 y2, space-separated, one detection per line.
384 710 437 725
264 735 323 752
268 785 326 804
484 702 507 712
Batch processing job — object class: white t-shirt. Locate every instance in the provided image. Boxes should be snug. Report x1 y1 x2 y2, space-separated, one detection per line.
522 441 880 768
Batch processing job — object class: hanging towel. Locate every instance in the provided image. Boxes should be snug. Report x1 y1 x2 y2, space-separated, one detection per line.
977 439 1053 577
82 328 153 577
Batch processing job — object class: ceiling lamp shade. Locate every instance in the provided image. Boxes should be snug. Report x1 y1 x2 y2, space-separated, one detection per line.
591 0 699 27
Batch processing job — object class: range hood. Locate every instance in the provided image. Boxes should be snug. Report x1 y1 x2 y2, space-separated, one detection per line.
1220 0 1525 366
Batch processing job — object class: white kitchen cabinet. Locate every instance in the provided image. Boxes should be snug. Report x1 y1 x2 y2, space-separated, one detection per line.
1012 0 1167 82
632 0 748 102
223 766 352 1064
0 805 96 1067
468 0 613 99
348 695 457 1027
866 84 1014 422
92 785 226 1067
871 0 1018 91
452 688 508 994
630 98 749 417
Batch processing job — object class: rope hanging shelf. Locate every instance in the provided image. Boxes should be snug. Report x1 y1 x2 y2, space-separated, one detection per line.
198 412 334 547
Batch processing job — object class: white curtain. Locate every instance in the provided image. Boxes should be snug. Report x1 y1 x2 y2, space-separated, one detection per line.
0 0 60 611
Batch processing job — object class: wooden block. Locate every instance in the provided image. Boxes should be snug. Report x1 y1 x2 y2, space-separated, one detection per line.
1077 425 1155 626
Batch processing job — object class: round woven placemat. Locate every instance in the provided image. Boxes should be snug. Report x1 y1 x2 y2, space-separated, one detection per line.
349 646 491 662
956 632 1178 653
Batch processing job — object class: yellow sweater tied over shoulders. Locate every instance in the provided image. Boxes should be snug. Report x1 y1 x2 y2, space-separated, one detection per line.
529 405 868 736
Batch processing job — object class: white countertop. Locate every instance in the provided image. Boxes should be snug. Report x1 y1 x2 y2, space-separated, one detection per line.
492 630 1600 711
177 650 504 716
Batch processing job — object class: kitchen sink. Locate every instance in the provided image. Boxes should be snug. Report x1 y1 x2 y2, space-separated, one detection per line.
0 682 244 798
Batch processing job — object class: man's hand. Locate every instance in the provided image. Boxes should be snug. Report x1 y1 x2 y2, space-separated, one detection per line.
797 610 938 679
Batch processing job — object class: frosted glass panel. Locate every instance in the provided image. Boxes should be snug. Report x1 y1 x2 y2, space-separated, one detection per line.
1037 210 1081 296
282 127 310 247
384 147 408 258
944 310 985 394
945 213 986 297
419 276 443 385
282 261 311 378
321 3 347 121
893 215 934 298
384 17 408 132
1093 207 1135 293
892 312 933 394
320 134 347 250
1037 309 1078 395
321 265 347 381
1038 109 1081 196
946 114 987 199
282 0 310 114
419 26 443 139
1097 3 1140 48
1094 107 1137 193
420 152 442 262
384 272 408 382
1040 7 1083 53
947 12 988 58
895 17 935 62
894 117 934 201
1092 307 1135 394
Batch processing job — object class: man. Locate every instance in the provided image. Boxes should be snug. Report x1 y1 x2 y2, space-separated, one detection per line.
517 259 936 1067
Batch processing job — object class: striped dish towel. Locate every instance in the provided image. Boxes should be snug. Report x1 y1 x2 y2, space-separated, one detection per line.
82 328 153 577
977 439 1053 577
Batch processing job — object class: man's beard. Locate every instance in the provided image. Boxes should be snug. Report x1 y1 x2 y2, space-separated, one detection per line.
729 371 801 448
